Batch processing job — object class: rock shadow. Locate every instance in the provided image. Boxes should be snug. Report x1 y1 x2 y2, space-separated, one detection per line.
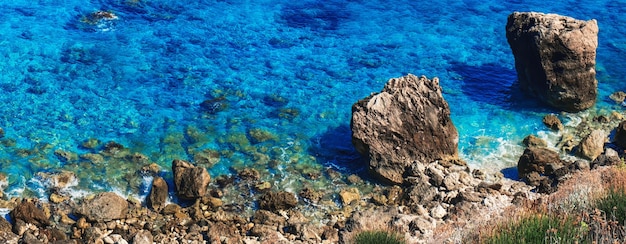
500 166 519 181
308 124 371 180
450 62 549 112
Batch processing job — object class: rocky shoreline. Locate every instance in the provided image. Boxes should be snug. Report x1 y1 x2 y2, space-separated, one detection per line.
0 11 621 244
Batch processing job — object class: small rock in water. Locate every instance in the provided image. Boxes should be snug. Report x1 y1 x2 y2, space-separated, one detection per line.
610 91 626 103
0 127 4 138
200 96 228 114
542 114 564 131
522 135 547 148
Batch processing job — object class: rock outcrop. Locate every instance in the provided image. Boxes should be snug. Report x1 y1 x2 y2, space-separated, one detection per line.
351 74 459 184
76 192 128 222
506 12 598 112
172 159 211 199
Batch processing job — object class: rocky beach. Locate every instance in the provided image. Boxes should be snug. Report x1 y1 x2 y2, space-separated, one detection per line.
1 1 626 244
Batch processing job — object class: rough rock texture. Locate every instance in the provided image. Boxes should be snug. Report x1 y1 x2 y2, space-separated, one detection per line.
542 114 564 131
258 191 298 212
506 12 598 112
351 74 459 184
10 200 50 227
577 129 606 160
147 176 168 211
172 159 211 199
522 135 547 148
517 147 563 179
76 192 128 222
614 120 626 148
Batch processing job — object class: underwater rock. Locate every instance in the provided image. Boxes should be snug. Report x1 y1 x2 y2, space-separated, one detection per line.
0 128 4 138
82 11 118 25
351 74 458 185
576 129 606 160
542 114 563 131
172 159 211 200
614 121 626 149
200 97 228 114
76 192 128 222
506 12 598 112
36 171 77 190
258 191 298 212
10 199 50 227
147 177 168 212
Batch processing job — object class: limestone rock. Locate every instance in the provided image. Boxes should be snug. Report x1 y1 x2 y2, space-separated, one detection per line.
133 230 153 244
10 199 50 227
77 192 128 222
614 121 626 148
172 159 211 199
542 114 564 131
339 188 361 206
577 130 606 160
523 135 547 147
506 12 598 112
147 177 168 211
517 147 562 179
258 191 298 212
351 74 459 184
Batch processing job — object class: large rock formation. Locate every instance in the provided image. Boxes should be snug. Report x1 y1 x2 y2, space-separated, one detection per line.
351 74 459 184
506 12 598 112
172 159 211 199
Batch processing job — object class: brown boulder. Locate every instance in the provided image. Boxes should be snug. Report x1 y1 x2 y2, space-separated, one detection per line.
506 12 598 112
614 121 626 148
10 199 49 227
76 192 128 222
522 135 547 148
351 74 458 184
258 191 298 212
542 114 563 131
517 147 562 179
147 176 168 211
172 159 210 199
577 130 606 160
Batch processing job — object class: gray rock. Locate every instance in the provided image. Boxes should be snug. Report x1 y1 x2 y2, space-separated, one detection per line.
351 74 459 184
506 12 598 112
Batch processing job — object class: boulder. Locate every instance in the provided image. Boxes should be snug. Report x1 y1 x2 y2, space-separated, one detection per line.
610 91 626 104
338 188 361 206
506 12 598 112
10 199 50 227
351 74 458 184
258 191 298 212
76 192 128 222
522 135 547 148
614 121 626 148
147 177 168 211
517 147 562 179
172 159 211 199
542 114 563 131
577 130 606 160
133 230 153 244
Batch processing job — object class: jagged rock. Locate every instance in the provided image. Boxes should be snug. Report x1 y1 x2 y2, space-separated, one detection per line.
339 188 360 206
258 191 298 212
592 148 621 167
147 177 168 212
430 204 447 219
133 230 153 244
610 91 626 103
614 121 626 148
351 74 458 184
253 210 286 226
523 135 547 147
517 147 562 179
506 12 598 112
542 115 564 131
577 130 606 160
10 199 50 227
76 192 128 222
172 159 210 199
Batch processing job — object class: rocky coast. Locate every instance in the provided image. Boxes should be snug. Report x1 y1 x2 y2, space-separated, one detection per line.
0 11 623 244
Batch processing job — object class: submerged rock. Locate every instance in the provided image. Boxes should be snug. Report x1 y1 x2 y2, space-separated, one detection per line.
506 12 598 112
172 159 211 199
351 74 459 184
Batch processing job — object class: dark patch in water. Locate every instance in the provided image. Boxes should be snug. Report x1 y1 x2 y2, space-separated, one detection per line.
280 2 351 31
309 125 370 180
500 166 519 180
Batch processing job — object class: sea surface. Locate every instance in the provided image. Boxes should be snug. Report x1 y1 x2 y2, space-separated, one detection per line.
0 0 624 198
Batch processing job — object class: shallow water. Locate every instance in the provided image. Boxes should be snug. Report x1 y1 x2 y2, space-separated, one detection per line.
0 0 624 197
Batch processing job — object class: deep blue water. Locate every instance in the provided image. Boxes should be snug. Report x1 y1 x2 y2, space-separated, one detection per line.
0 0 624 196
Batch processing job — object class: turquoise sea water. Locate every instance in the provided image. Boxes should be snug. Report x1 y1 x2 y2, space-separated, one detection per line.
0 0 624 197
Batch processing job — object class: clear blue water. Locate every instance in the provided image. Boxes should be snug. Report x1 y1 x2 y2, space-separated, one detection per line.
0 0 624 196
